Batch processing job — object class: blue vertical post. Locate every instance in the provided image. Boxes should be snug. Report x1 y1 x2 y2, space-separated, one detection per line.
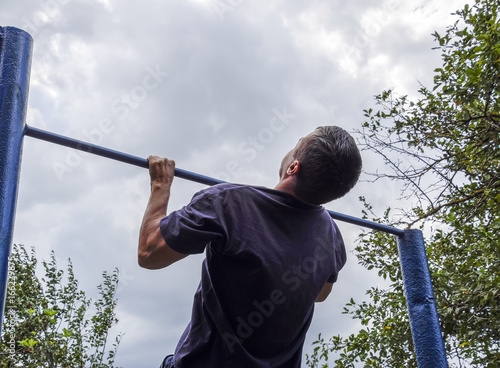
0 27 33 334
398 229 448 367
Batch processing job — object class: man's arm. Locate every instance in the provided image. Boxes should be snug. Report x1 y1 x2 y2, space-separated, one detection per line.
315 282 333 302
138 156 187 270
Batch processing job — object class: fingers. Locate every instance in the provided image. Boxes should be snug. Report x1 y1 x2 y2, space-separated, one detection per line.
147 155 175 167
147 156 176 185
147 155 171 164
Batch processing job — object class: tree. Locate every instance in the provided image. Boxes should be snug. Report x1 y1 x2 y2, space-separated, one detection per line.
0 244 122 367
307 0 499 366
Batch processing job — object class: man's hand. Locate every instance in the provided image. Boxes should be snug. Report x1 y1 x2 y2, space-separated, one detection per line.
148 155 176 189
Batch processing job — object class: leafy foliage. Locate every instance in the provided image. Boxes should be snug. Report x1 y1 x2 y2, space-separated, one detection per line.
0 244 122 367
307 0 500 367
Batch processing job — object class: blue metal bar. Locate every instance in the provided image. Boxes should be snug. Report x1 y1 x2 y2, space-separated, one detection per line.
327 210 403 236
397 230 448 368
24 125 226 187
0 27 33 335
24 126 404 236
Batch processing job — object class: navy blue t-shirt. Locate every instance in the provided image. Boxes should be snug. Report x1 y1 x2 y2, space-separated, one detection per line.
160 184 346 368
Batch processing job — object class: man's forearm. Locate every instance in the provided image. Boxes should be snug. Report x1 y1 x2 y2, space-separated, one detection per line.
138 181 187 269
139 183 171 257
144 183 171 227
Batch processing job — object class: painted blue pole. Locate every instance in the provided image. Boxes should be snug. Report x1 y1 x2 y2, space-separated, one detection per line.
0 27 33 335
397 229 448 367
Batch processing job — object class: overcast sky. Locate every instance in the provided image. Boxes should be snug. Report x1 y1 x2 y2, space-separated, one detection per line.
2 0 467 366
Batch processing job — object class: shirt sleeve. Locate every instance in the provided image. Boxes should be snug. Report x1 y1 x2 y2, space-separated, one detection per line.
160 189 226 255
326 221 347 283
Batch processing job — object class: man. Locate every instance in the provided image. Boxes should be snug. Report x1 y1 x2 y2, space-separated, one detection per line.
138 126 362 368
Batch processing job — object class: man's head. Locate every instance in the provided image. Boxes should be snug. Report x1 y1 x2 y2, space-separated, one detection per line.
278 126 362 205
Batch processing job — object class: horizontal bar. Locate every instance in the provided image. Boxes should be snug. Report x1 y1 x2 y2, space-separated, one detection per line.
24 125 404 236
24 125 226 187
327 210 403 236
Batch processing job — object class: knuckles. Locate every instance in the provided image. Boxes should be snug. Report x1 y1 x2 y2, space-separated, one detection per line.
148 156 175 176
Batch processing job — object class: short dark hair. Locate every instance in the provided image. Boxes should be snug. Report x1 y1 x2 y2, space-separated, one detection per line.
294 126 362 205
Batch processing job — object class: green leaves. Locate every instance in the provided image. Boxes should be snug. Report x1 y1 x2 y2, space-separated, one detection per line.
19 337 38 352
0 244 122 368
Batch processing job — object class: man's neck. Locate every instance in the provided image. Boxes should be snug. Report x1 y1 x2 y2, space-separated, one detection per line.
275 178 317 206
274 178 298 199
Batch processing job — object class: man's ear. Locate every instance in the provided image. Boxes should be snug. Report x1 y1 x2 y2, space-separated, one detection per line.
287 160 300 175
